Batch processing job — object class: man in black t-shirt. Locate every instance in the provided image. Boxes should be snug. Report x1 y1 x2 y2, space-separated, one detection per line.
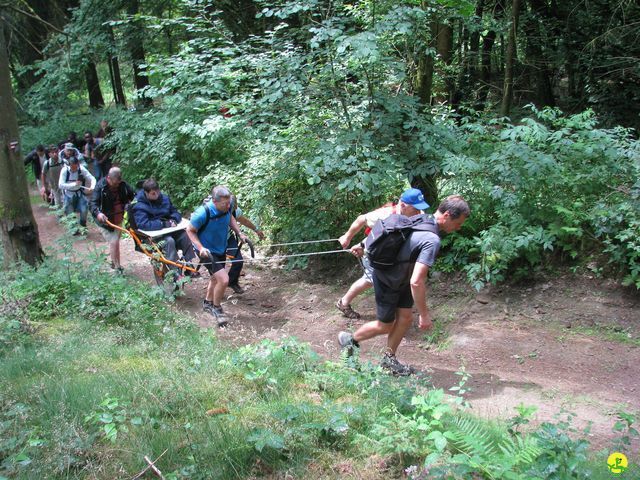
338 195 470 375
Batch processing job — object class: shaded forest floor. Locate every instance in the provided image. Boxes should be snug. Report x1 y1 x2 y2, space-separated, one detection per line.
33 198 640 452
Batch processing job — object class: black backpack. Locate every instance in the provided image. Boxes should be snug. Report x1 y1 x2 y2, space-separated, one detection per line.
364 214 439 270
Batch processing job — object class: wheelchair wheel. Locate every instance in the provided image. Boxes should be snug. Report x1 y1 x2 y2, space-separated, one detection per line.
152 263 180 295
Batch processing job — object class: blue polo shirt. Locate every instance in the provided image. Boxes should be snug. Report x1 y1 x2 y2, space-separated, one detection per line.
189 202 231 255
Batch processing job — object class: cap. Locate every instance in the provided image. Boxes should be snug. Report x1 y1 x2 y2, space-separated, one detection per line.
68 156 80 165
400 188 430 210
64 142 75 150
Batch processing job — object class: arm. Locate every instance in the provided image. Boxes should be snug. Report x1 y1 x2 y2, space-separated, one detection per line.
40 164 49 197
82 167 96 191
90 185 105 222
230 215 248 243
410 262 432 330
338 214 367 248
186 223 208 257
237 215 265 240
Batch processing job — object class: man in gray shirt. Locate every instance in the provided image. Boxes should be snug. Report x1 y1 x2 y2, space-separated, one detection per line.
338 195 470 375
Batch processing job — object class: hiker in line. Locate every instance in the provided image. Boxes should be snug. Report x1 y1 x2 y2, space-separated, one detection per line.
131 178 197 275
186 186 248 327
226 195 265 294
83 131 102 180
59 142 85 167
24 144 48 195
59 131 85 152
41 145 66 207
336 188 430 320
59 155 96 231
90 167 135 272
338 195 470 375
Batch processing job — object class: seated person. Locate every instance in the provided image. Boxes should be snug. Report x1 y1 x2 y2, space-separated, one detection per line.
131 178 197 271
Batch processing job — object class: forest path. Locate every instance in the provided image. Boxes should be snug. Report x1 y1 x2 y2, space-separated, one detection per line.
33 198 640 451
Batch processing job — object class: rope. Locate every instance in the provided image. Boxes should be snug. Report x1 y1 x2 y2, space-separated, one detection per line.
199 248 350 265
226 238 340 251
259 238 341 248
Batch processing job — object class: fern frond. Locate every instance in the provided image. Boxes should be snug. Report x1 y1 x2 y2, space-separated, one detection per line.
449 416 498 458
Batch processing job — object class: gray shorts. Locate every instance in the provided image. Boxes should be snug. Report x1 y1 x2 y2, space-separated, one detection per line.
359 255 374 283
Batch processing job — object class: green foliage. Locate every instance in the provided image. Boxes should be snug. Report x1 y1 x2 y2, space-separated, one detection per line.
0 251 632 478
444 106 640 288
527 414 592 479
83 397 131 443
19 0 640 288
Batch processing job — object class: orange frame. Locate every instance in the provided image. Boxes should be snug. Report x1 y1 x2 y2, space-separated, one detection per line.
105 220 198 273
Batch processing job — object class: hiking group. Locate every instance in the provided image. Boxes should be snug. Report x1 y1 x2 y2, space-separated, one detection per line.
27 128 469 374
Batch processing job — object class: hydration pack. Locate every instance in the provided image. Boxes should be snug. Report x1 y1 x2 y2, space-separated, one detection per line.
364 214 439 270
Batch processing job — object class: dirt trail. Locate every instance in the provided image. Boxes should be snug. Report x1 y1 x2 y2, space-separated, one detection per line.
32 199 640 451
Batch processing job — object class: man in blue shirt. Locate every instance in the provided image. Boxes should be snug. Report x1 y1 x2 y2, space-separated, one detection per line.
186 185 248 327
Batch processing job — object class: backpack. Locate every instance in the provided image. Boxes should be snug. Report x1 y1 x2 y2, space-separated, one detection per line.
364 214 439 270
64 164 85 186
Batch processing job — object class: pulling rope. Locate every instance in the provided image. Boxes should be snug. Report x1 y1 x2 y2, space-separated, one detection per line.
260 238 341 248
200 248 350 265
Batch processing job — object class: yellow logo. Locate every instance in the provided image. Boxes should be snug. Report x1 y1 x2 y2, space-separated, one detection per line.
607 452 628 474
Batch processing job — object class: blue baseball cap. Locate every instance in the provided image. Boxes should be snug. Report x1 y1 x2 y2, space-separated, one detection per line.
400 188 430 210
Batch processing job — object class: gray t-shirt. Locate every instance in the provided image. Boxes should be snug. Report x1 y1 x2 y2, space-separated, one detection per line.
374 229 441 288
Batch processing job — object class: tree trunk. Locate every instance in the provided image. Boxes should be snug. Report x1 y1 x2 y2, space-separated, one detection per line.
0 22 43 267
469 0 484 81
128 0 153 108
415 21 437 106
109 55 127 106
500 0 521 117
523 0 555 107
434 22 454 104
85 61 105 109
477 30 496 109
410 3 440 207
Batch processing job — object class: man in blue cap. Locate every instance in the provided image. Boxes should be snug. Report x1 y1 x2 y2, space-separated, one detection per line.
336 188 430 320
338 195 470 375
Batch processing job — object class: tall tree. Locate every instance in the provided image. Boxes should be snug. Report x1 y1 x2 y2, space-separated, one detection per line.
127 0 152 108
500 0 520 116
0 20 43 267
523 0 554 107
85 60 104 108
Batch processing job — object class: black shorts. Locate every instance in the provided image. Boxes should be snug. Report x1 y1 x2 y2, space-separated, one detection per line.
372 271 414 323
201 252 227 275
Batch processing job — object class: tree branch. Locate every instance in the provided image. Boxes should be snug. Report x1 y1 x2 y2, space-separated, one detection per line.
0 2 69 36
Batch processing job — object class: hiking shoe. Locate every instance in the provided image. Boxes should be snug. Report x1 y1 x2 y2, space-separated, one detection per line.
203 300 228 328
229 283 245 294
336 299 361 319
380 352 415 377
203 301 227 327
338 331 359 357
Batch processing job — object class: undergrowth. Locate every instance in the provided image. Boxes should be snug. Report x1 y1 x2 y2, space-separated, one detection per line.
0 248 638 479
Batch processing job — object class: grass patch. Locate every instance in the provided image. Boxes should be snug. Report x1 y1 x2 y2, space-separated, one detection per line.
570 325 640 347
0 250 637 479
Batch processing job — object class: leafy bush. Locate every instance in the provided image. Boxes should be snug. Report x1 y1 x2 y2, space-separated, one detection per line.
443 106 640 288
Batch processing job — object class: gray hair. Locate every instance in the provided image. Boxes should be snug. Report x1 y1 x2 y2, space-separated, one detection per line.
437 195 470 219
211 185 231 202
107 167 122 181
